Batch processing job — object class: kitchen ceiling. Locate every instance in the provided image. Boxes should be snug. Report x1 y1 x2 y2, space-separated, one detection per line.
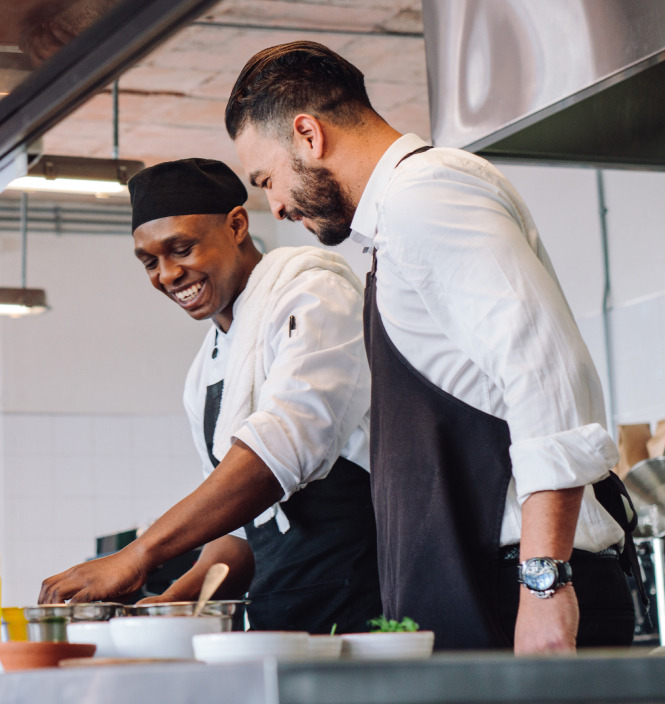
40 0 429 211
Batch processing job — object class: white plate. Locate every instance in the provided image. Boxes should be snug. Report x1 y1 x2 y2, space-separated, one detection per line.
193 631 309 663
307 635 342 660
110 616 221 659
67 622 118 658
341 632 435 660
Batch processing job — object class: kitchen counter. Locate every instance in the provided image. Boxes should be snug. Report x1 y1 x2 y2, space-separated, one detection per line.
2 651 665 704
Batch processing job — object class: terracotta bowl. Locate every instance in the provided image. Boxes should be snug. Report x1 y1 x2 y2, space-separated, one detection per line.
0 642 96 671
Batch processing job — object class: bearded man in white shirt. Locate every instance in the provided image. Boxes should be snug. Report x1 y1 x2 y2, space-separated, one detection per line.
39 158 382 634
227 41 643 654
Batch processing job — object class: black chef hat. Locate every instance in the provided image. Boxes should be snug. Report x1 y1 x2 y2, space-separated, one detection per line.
128 158 248 232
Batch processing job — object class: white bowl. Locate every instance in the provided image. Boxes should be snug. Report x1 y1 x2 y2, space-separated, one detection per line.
67 622 119 658
193 631 309 664
341 632 435 660
307 635 342 660
110 616 221 659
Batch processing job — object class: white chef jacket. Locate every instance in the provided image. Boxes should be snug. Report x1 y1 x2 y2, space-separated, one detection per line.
350 133 624 552
184 266 371 539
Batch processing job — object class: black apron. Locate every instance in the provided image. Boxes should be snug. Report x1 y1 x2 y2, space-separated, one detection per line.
203 379 382 635
364 247 512 649
363 146 646 649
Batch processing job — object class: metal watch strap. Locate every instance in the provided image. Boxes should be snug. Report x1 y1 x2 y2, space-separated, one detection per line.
518 558 573 599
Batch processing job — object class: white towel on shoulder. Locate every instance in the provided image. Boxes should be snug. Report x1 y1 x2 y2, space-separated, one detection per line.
211 245 364 532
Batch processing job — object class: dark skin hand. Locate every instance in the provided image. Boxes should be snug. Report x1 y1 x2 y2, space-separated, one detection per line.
39 210 272 605
137 535 255 604
39 441 282 603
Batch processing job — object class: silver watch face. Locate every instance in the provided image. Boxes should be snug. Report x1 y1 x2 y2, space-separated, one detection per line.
523 558 557 591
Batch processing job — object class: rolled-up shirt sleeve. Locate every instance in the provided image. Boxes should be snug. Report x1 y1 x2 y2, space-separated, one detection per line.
382 166 619 505
232 269 371 500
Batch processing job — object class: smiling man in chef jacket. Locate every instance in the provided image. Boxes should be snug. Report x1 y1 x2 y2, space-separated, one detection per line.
225 41 643 654
39 158 382 634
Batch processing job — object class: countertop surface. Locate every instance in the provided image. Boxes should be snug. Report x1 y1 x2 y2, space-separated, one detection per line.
2 651 665 704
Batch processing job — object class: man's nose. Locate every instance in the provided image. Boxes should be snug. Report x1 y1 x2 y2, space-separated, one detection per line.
159 260 185 288
267 193 286 220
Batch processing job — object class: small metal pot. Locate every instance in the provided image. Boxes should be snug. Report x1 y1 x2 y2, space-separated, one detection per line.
71 603 123 622
120 600 249 632
22 603 124 642
23 605 73 643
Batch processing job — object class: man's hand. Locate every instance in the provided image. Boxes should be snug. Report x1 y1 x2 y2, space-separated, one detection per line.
39 547 147 604
514 584 579 655
136 535 255 606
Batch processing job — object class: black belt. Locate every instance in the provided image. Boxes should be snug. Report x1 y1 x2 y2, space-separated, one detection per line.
500 544 620 561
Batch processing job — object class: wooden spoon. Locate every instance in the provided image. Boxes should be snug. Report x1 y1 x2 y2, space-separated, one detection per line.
193 563 230 617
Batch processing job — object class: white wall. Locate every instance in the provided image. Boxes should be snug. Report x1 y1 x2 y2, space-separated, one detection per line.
1 413 201 606
500 165 665 428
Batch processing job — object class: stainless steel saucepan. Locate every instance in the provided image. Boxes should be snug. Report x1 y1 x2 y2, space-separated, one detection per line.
120 600 249 631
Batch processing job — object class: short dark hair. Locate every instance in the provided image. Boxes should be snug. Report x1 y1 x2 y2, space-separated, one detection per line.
225 41 376 140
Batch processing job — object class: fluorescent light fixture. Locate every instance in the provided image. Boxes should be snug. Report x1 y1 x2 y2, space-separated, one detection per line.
6 176 128 195
0 288 49 318
4 154 144 196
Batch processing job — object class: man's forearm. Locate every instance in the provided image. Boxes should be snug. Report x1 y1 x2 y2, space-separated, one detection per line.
153 535 255 602
39 442 276 605
130 441 283 573
514 486 585 655
520 486 584 561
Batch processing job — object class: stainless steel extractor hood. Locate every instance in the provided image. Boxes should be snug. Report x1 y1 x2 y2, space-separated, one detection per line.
422 0 665 170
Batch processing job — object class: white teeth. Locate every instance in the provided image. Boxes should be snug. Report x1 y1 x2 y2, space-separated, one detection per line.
175 281 203 302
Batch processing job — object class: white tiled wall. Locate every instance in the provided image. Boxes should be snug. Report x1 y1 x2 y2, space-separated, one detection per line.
1 413 202 606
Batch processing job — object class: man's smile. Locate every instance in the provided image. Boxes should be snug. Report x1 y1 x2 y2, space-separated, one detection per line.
170 278 207 308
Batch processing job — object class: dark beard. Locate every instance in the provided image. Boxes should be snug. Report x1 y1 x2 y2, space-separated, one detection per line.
288 156 355 246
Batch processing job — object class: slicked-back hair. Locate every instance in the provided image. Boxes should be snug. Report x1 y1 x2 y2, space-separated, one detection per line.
225 41 376 140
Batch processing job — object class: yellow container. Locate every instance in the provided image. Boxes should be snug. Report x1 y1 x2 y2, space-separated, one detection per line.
3 607 29 642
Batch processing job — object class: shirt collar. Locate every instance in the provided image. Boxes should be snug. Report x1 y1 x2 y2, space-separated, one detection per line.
350 133 428 245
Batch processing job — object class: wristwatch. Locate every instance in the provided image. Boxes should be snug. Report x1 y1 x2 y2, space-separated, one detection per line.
517 557 573 599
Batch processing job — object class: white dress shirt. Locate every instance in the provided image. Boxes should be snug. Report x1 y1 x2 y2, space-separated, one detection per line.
351 133 624 552
184 266 371 539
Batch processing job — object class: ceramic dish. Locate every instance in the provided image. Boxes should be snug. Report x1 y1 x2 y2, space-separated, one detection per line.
110 616 222 659
307 635 342 660
340 632 435 660
67 622 119 658
193 631 309 664
0 642 96 671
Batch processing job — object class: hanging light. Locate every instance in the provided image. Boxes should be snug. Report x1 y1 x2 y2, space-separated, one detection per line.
0 288 48 317
5 154 144 197
6 83 143 198
0 193 49 318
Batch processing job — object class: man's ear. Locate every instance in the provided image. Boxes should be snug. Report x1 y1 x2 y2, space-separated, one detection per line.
227 206 250 244
292 114 325 161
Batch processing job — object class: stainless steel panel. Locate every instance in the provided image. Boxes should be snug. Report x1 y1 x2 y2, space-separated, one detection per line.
423 0 665 152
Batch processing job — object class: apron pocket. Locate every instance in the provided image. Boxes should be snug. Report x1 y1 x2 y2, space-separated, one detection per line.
247 578 350 634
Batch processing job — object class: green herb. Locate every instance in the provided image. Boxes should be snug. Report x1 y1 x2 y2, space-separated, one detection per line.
330 623 337 636
368 615 420 633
